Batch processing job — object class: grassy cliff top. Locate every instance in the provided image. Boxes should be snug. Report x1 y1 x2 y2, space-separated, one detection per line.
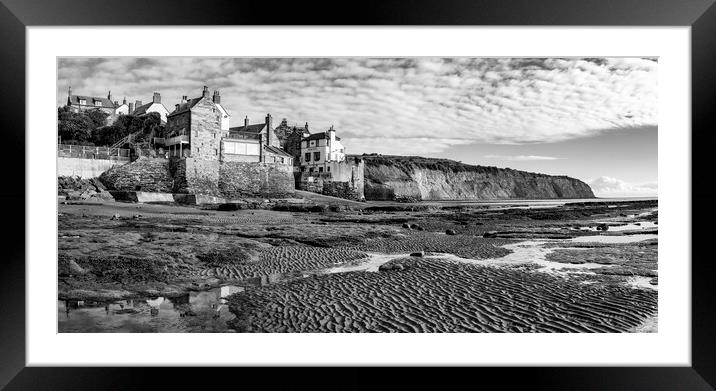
352 154 574 179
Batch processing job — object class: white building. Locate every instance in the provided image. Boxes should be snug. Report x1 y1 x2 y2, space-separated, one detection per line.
212 90 231 132
114 98 130 116
131 92 171 123
299 125 346 173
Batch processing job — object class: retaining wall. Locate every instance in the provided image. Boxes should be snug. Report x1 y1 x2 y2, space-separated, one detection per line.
58 157 127 179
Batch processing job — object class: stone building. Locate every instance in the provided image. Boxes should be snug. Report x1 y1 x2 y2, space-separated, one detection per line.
274 119 310 167
130 92 171 123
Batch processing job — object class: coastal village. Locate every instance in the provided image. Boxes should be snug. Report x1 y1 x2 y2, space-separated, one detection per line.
59 85 366 203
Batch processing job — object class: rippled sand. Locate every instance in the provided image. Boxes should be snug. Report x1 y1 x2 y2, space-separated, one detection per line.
229 258 657 333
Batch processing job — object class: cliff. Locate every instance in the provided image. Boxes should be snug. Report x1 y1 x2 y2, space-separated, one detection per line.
360 155 595 200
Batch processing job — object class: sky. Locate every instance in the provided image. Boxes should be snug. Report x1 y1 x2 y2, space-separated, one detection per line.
57 57 658 197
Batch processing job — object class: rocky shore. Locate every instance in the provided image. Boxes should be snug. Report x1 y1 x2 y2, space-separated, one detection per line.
58 198 658 333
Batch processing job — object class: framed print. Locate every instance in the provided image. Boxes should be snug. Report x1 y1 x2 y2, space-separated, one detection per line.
2 0 714 389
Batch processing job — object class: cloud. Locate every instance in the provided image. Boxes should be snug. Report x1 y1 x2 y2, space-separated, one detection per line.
588 176 658 197
484 154 565 161
58 57 658 156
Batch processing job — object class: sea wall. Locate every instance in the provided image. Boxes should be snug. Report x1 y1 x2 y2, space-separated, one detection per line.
99 156 294 199
99 157 175 192
296 159 365 200
219 162 294 198
363 156 595 200
58 157 127 179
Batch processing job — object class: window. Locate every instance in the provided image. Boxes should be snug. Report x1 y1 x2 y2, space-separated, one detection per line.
309 168 314 173
95 101 102 107
313 152 320 161
280 157 285 164
305 153 311 162
215 148 218 156
79 99 86 105
319 167 323 173
327 166 331 172
310 140 315 147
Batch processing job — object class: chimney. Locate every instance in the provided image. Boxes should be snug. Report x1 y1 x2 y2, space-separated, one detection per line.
202 85 209 98
181 95 187 104
128 102 134 113
175 104 180 112
244 116 249 127
108 90 112 101
281 118 288 127
212 90 220 104
114 101 119 105
153 92 161 103
265 113 273 146
122 97 127 105
135 100 142 109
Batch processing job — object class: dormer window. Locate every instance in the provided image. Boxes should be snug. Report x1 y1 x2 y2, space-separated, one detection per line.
79 99 86 105
94 101 102 107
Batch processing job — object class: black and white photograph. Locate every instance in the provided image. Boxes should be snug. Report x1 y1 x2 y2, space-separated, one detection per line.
56 56 658 334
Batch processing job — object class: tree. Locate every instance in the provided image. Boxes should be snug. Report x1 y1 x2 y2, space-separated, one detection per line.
86 109 110 129
57 106 95 144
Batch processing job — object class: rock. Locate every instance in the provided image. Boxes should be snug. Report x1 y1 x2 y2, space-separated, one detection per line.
133 214 142 219
393 263 405 271
110 213 121 220
596 223 609 231
445 229 457 235
483 231 498 238
410 251 425 257
402 223 411 229
410 223 421 230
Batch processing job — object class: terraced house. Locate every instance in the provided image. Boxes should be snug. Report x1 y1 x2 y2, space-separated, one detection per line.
66 87 124 122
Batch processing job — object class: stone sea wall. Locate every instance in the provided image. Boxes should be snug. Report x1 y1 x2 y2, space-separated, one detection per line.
99 157 294 199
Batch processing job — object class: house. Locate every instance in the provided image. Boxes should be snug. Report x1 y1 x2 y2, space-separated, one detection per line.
275 119 310 166
161 85 292 165
130 92 171 123
299 125 345 173
114 98 130 116
225 113 292 164
295 125 364 200
66 86 118 121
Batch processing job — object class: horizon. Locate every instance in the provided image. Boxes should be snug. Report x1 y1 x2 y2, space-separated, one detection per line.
57 57 658 197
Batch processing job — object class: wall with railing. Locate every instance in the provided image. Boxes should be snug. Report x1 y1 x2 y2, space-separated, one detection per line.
57 144 131 161
57 144 131 179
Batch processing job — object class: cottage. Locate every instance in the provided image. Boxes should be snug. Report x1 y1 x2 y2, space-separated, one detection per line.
130 92 171 123
66 87 118 121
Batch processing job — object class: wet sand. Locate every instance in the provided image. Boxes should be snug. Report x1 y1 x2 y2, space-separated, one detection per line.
58 198 658 333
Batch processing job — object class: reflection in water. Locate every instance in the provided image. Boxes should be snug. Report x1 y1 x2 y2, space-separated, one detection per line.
59 285 245 333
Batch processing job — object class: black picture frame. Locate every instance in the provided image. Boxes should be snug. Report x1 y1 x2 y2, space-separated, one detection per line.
1 0 713 389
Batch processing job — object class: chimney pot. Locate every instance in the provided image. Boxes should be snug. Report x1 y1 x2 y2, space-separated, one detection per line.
153 92 161 103
202 86 209 97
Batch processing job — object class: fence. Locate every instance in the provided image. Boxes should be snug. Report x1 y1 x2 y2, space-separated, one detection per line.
57 144 131 161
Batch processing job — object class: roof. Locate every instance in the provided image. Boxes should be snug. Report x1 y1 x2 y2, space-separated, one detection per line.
302 132 341 142
131 102 154 116
229 123 266 133
68 95 116 108
167 97 203 117
265 145 293 157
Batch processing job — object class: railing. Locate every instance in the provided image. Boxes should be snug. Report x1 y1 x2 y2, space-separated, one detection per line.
57 144 130 161
162 135 189 146
110 130 142 149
